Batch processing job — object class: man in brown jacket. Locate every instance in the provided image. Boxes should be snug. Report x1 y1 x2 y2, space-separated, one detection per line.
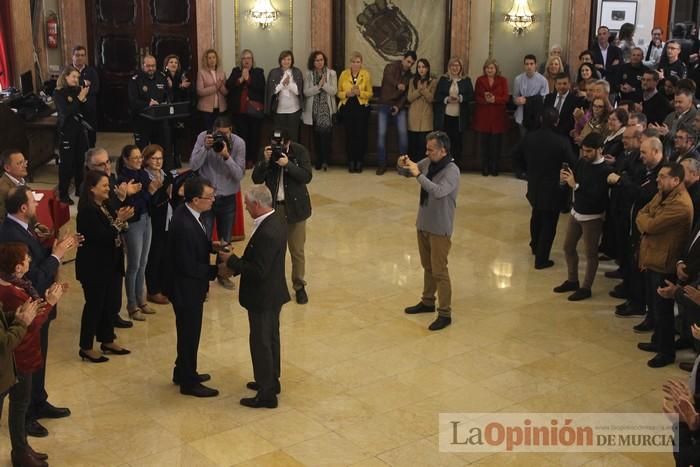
376 51 416 175
636 160 694 368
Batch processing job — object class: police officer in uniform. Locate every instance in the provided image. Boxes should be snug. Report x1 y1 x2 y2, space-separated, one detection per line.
128 55 173 169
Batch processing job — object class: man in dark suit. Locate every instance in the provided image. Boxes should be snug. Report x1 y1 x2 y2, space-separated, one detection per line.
0 186 77 436
512 107 577 269
642 70 674 126
220 184 290 409
164 177 219 397
543 73 581 142
591 26 624 79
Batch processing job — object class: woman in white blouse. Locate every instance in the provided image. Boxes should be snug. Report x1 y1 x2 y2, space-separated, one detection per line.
265 50 304 141
303 51 337 170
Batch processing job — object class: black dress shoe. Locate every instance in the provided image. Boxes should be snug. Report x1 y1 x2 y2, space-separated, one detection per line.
35 402 71 419
26 419 48 437
616 305 646 318
615 301 631 312
605 269 624 279
637 342 658 353
534 260 554 270
633 319 654 333
481 169 489 176
375 165 386 175
609 287 628 299
404 302 435 314
27 444 48 461
11 449 47 467
180 383 219 397
246 381 281 394
114 316 133 328
428 316 451 331
100 344 131 355
240 395 278 408
79 349 108 363
172 372 211 385
568 288 592 301
680 361 695 372
674 338 693 350
553 280 579 293
295 287 308 304
648 354 675 368
59 197 74 206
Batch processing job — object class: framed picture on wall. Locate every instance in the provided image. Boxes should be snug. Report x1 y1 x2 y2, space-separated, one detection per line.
333 0 452 86
599 0 637 32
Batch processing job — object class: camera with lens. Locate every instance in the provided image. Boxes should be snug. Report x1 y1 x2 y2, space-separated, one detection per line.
210 131 231 153
270 130 286 162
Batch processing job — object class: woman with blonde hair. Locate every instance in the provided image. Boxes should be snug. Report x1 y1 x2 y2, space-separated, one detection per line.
473 58 509 176
337 51 373 172
54 65 90 204
196 48 228 132
434 57 473 165
543 56 565 92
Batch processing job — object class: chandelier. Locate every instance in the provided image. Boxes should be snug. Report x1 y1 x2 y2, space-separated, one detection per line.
504 0 535 35
247 0 280 30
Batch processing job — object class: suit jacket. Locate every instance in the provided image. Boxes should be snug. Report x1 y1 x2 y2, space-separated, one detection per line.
164 204 217 306
662 107 699 159
543 91 583 138
0 173 21 221
591 43 624 78
642 91 673 126
680 221 700 281
75 201 125 283
637 183 693 274
0 216 59 297
227 211 290 311
512 128 577 212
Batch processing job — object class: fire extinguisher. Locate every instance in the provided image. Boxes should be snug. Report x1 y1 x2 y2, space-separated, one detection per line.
46 13 59 49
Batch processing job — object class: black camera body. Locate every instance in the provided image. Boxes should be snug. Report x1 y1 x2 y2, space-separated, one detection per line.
270 130 286 162
210 131 231 153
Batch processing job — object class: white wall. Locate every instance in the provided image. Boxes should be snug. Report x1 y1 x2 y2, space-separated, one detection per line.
596 0 656 49
216 0 311 74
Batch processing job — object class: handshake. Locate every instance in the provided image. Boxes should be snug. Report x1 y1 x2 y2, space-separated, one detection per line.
212 241 235 279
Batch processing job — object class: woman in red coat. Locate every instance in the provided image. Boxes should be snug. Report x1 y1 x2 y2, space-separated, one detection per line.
473 58 509 176
0 242 64 467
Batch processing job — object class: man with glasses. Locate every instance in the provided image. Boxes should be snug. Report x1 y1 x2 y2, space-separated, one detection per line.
659 40 688 82
643 28 665 69
641 70 673 126
671 128 700 162
165 177 220 397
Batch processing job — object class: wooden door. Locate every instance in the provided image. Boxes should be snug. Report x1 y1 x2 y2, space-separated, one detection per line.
86 0 197 131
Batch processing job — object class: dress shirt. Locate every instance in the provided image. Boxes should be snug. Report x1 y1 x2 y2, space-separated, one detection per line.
7 214 60 261
5 174 24 186
185 203 206 233
251 209 276 237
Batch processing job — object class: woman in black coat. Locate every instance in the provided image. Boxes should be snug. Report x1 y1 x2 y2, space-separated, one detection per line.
434 57 474 165
76 170 133 362
142 144 174 305
54 65 90 204
164 54 192 168
227 49 266 168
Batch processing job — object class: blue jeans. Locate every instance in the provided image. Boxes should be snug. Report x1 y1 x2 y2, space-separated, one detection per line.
377 105 408 165
201 193 237 243
124 214 152 308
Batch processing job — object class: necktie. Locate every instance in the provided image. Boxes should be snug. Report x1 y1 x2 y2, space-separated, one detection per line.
555 95 563 114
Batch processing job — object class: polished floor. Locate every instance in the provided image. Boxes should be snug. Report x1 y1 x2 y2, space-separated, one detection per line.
0 134 682 466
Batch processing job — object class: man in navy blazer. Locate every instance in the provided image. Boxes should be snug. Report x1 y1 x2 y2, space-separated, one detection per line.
591 26 624 80
220 184 290 409
164 177 219 397
0 186 77 435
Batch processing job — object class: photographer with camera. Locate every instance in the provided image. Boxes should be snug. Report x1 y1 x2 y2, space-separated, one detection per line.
252 128 312 304
190 115 246 290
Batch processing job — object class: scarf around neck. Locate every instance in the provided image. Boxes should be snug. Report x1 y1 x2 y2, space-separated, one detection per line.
420 156 454 206
0 272 40 300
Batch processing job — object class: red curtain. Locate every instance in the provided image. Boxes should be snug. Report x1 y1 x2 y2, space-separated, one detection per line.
0 1 14 89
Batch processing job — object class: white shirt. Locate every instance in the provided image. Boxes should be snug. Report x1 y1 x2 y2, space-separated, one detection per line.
186 203 206 233
251 209 276 237
554 91 569 113
4 173 24 186
275 69 300 114
7 214 61 262
599 43 609 67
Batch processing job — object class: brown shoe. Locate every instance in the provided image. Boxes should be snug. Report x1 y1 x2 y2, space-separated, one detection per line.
11 449 48 467
679 361 695 372
147 293 170 305
139 303 156 314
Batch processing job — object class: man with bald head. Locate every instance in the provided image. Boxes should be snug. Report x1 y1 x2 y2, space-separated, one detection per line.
127 55 172 168
0 149 29 220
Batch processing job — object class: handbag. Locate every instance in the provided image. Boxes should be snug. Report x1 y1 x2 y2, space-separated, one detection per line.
246 99 264 119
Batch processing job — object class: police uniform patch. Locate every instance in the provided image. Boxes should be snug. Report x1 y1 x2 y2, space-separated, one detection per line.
142 85 148 92
67 96 73 102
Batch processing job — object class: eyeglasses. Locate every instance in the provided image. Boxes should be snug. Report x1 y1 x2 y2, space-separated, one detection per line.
93 161 110 168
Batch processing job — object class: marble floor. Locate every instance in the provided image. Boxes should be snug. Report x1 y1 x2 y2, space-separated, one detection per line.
0 134 682 466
